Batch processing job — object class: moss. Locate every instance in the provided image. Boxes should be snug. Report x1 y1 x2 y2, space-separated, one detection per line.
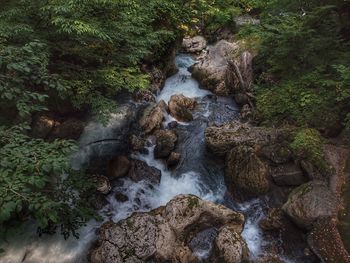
290 128 329 173
126 218 134 229
187 196 199 210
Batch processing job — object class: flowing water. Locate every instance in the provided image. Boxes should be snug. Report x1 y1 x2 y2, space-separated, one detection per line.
1 54 280 263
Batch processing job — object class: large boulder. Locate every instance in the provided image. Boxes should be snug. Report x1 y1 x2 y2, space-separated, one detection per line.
282 181 337 229
205 121 279 157
191 40 253 97
182 36 207 54
31 115 85 140
271 163 307 186
307 217 350 263
226 145 270 198
168 94 197 122
50 118 85 140
154 130 178 159
128 159 162 185
31 114 56 138
139 101 166 134
91 195 246 263
191 40 238 96
107 156 131 179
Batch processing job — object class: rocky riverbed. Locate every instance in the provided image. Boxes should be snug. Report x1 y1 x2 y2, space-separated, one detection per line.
1 36 349 263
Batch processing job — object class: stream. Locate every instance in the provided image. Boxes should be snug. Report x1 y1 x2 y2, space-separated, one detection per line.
0 54 289 263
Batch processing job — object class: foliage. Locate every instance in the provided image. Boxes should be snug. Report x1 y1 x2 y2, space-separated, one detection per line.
0 125 96 239
290 128 328 171
239 1 350 132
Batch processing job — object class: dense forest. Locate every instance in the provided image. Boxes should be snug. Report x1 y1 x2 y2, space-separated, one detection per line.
0 0 349 262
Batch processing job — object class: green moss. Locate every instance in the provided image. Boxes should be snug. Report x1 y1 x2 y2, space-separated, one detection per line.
188 196 199 210
290 128 328 173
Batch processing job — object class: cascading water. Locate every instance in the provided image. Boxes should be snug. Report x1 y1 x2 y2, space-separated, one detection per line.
0 54 285 263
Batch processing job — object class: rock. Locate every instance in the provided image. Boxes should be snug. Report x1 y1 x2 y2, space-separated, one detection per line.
139 101 166 134
226 145 270 198
115 192 129 202
93 175 111 195
282 181 337 229
133 90 156 103
271 163 307 186
259 208 286 231
51 118 85 140
307 217 350 263
130 135 146 152
252 255 283 263
300 160 323 181
234 93 250 106
182 36 207 53
167 152 181 167
211 225 249 263
168 121 178 129
91 195 245 263
191 40 239 96
234 15 260 28
240 104 253 121
128 159 161 185
168 94 196 122
205 121 279 157
31 115 56 138
259 144 293 165
107 156 131 179
154 130 178 159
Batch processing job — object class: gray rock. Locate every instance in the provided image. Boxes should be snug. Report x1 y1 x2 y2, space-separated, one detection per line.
182 36 207 53
91 195 245 263
271 163 307 186
128 159 161 185
282 181 337 229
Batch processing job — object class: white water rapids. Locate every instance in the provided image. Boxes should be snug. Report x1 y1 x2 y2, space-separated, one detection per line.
0 54 288 263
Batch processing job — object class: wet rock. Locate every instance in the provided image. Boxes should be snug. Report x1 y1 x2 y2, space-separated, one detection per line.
205 121 279 157
271 163 307 186
93 175 111 195
168 121 178 129
139 101 166 134
130 135 146 152
128 159 161 185
154 130 178 159
133 89 156 103
115 192 129 203
51 118 85 140
168 94 196 122
259 208 286 231
226 145 270 198
211 225 249 263
91 195 245 263
307 217 350 263
167 152 181 167
107 156 131 179
282 181 337 229
182 36 207 53
191 40 240 96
